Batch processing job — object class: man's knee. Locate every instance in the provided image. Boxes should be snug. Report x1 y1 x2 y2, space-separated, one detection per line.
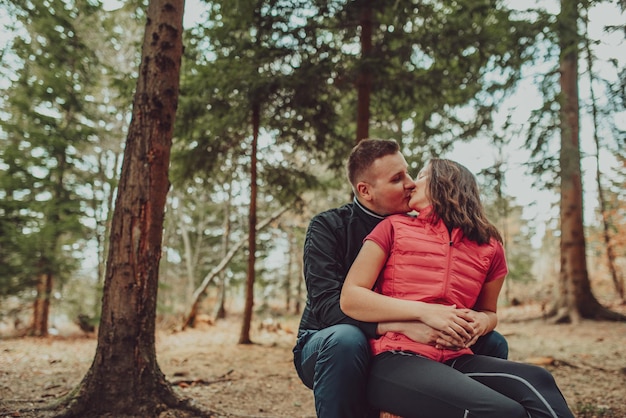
332 324 368 346
320 324 369 359
473 330 508 359
489 331 509 359
314 325 370 377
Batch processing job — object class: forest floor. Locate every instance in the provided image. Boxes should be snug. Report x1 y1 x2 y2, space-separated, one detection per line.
1 303 626 418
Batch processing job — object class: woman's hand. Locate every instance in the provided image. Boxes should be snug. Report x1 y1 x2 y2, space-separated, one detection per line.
463 310 497 348
416 303 475 343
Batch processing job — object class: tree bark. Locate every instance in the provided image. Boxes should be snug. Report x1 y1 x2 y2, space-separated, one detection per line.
553 0 625 323
214 187 232 321
285 230 294 312
239 103 260 345
55 0 211 416
356 2 372 142
30 273 52 337
295 244 303 314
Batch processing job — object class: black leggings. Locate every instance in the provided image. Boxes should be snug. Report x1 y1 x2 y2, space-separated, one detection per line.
368 351 574 418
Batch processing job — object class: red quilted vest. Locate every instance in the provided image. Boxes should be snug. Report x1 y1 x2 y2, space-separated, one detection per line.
367 213 506 362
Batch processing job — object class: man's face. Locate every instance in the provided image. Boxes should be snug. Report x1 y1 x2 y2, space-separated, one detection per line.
358 152 414 215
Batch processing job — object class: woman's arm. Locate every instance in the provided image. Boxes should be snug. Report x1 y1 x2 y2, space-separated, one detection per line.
340 240 474 341
465 276 505 346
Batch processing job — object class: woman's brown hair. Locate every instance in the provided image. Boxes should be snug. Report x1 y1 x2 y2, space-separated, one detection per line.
425 158 502 245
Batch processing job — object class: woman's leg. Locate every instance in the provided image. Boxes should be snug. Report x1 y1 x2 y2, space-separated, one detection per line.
449 355 575 418
367 351 527 418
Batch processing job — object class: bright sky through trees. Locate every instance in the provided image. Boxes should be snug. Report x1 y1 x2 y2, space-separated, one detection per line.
1 0 624 250
449 1 624 247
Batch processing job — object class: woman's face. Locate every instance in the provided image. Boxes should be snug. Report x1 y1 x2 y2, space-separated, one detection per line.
409 163 431 211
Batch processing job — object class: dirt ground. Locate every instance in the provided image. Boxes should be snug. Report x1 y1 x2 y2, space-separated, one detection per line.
1 304 626 418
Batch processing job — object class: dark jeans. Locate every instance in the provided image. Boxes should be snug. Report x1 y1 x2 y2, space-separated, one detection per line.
293 325 371 418
293 325 509 418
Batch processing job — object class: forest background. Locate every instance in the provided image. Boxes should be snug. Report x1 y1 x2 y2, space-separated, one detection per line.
0 0 625 416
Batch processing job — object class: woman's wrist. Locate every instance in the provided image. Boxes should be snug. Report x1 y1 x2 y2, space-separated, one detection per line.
479 311 497 335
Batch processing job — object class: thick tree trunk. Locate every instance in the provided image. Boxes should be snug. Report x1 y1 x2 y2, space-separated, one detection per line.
239 103 260 345
56 0 211 416
553 0 625 323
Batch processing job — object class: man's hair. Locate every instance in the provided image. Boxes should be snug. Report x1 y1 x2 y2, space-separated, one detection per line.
426 158 502 245
346 139 400 188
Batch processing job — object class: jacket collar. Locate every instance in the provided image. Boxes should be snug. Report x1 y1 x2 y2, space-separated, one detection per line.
353 197 386 220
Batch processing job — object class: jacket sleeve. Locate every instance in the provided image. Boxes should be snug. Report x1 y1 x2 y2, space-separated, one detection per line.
303 214 378 339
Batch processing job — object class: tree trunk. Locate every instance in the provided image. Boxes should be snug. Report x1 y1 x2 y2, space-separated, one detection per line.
285 230 294 312
295 245 303 314
356 2 372 142
30 272 52 337
214 187 232 321
56 0 211 416
583 12 625 302
553 0 625 323
178 215 195 303
239 103 260 345
214 272 227 321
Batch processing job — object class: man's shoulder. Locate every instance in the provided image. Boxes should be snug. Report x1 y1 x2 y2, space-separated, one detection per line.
307 203 360 239
311 202 355 223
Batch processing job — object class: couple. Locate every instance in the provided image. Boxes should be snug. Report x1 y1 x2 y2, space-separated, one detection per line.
292 139 574 418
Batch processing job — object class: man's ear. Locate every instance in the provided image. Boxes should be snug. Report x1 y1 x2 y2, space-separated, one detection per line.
355 181 372 202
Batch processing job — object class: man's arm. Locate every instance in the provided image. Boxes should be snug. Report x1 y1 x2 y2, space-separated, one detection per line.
303 215 378 337
377 321 467 348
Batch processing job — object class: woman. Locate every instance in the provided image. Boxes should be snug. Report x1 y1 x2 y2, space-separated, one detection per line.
340 159 574 418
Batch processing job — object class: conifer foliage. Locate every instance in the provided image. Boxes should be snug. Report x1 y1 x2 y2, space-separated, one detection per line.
0 0 101 335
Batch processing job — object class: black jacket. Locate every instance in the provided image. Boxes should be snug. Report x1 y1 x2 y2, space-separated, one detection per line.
296 199 385 339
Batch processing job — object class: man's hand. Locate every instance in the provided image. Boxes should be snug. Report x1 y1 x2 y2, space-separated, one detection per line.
378 321 467 349
377 306 498 350
415 303 475 342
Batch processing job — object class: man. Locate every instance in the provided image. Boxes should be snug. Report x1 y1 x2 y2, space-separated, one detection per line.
293 139 508 418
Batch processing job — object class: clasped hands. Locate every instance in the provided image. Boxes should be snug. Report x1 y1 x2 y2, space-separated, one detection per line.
399 304 490 350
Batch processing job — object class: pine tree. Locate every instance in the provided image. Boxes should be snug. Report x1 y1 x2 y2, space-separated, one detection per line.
0 0 103 335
